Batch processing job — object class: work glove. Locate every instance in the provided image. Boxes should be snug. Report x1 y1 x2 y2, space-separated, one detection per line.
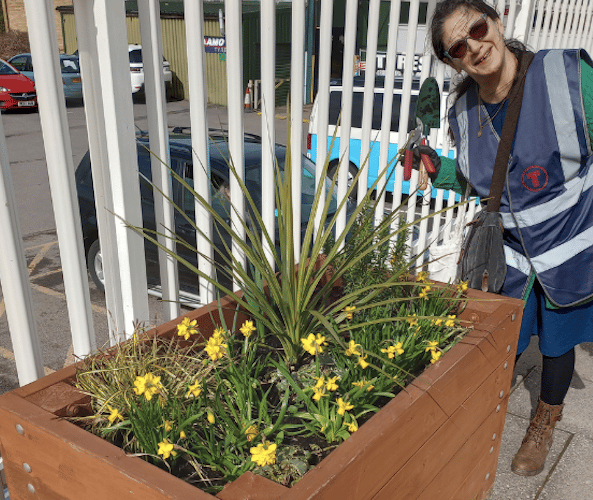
412 143 440 182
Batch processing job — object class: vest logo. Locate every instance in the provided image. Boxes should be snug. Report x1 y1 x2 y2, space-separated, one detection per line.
522 166 548 192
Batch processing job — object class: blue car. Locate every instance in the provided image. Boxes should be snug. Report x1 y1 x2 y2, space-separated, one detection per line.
8 53 83 101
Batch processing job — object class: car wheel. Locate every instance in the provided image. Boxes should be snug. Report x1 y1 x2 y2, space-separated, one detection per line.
327 162 358 202
88 239 105 292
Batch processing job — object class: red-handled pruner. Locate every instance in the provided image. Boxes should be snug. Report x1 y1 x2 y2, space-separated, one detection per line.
402 121 422 182
402 117 437 183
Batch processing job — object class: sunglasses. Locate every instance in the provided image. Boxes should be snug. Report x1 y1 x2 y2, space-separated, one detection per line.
444 13 489 60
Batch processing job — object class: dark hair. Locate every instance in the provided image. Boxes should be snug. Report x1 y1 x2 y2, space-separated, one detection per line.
430 0 528 99
431 0 500 62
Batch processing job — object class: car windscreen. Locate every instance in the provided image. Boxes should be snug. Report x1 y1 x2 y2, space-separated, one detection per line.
243 151 339 221
328 90 418 133
0 61 18 75
60 57 80 74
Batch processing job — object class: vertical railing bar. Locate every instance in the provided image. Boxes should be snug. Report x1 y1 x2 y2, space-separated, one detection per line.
261 0 276 266
566 0 583 48
547 0 562 48
224 0 246 291
0 114 45 385
560 0 577 48
93 0 150 339
554 0 569 48
529 0 547 50
138 0 179 321
23 0 96 355
184 0 215 306
580 0 593 51
290 0 306 262
358 0 381 204
336 0 358 242
568 0 586 47
374 0 402 222
314 0 333 237
505 0 518 38
539 0 556 51
402 0 421 251
73 0 124 343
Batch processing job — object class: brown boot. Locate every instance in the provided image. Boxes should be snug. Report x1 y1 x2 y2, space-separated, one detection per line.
511 399 563 476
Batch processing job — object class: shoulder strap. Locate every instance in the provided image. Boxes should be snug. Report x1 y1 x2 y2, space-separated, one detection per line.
486 51 535 212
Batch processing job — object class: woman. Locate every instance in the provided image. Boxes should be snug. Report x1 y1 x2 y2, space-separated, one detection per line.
426 0 593 477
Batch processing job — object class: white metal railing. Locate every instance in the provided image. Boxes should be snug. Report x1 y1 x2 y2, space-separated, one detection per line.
0 0 592 386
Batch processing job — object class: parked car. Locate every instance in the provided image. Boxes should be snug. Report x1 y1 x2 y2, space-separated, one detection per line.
128 44 172 95
75 130 353 304
306 76 456 200
0 58 37 111
8 53 83 101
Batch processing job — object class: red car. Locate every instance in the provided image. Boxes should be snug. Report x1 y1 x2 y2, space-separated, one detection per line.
0 58 37 111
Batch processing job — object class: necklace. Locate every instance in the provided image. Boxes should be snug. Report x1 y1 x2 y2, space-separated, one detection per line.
477 94 507 137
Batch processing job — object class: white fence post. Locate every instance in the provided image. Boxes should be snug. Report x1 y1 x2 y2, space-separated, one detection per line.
92 0 150 339
23 0 96 358
261 0 277 265
138 0 180 321
0 115 44 385
184 0 215 306
291 0 306 262
225 0 246 291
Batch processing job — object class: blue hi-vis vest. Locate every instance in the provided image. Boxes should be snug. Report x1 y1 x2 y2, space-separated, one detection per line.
449 49 593 307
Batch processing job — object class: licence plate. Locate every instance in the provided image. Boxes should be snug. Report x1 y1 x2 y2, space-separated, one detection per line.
18 101 35 107
72 77 81 83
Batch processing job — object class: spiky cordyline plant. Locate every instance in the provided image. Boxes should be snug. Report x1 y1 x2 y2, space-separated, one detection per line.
126 124 457 366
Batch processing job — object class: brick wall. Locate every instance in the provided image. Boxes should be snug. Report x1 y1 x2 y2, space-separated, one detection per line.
2 0 73 52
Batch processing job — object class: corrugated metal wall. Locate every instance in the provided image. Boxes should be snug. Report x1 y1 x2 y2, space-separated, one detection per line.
61 11 77 54
60 11 228 105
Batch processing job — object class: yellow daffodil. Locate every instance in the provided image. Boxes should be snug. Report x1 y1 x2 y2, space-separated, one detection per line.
457 281 469 292
419 285 431 299
381 342 404 358
344 305 356 320
177 317 198 340
157 439 177 459
425 340 438 353
186 380 202 399
245 425 258 442
312 386 327 401
337 397 354 416
431 350 443 364
250 441 277 466
416 271 429 282
133 372 163 401
240 320 256 338
180 430 187 439
358 355 369 369
445 315 457 328
432 318 444 326
314 376 325 389
301 333 326 355
325 376 339 391
345 340 363 357
205 335 228 361
107 405 123 424
347 420 358 433
213 326 226 340
352 379 374 391
207 412 215 424
161 420 173 432
407 314 418 327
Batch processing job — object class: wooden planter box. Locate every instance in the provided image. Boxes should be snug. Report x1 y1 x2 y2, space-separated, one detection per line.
0 287 523 500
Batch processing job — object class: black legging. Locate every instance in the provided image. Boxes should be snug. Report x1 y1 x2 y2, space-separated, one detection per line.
516 348 575 406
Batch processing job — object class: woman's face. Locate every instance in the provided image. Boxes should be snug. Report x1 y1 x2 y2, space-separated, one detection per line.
441 7 508 84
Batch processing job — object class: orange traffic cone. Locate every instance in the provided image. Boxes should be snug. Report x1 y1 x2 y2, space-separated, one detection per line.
244 86 251 109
